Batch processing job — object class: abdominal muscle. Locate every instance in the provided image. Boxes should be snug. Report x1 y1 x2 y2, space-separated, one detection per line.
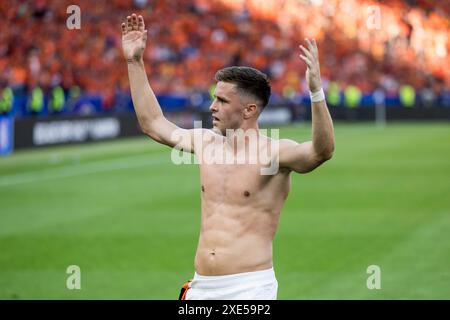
194 201 280 276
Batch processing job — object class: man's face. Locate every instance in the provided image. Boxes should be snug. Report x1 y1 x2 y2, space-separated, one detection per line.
209 81 246 135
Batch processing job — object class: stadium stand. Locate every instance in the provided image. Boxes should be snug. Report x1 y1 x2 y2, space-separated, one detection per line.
0 0 449 118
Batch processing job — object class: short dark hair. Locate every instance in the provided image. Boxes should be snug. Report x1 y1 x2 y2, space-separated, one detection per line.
214 66 271 109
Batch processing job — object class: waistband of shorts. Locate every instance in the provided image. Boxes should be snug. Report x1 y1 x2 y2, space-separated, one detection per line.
191 267 276 290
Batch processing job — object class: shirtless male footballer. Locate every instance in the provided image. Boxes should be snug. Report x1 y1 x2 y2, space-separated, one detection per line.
121 14 335 300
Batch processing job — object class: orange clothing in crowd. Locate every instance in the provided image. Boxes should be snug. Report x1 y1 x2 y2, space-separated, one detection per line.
0 0 448 98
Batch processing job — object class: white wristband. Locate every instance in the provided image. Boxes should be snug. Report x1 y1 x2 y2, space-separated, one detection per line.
310 88 325 102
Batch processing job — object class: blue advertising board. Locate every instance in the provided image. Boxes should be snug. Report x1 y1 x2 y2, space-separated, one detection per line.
0 116 14 156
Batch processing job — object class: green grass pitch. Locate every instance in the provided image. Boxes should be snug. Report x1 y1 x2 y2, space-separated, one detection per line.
0 122 449 299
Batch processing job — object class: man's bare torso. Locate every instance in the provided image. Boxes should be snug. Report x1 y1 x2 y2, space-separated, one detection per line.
121 13 334 279
193 130 291 276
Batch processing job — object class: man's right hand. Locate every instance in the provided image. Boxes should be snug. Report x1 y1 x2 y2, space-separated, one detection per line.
121 14 147 63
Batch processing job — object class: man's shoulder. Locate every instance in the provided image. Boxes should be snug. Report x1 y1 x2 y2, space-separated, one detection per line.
257 137 296 152
192 128 216 135
276 138 302 153
191 128 221 140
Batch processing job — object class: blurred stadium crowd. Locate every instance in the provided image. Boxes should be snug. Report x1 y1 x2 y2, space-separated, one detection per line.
0 0 450 117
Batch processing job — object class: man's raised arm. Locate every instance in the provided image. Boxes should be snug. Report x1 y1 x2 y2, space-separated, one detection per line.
121 14 193 152
279 39 335 173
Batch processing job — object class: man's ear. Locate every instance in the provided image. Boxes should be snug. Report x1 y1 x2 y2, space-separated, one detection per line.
243 103 258 119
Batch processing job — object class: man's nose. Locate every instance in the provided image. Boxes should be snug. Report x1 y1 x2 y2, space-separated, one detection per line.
209 101 218 112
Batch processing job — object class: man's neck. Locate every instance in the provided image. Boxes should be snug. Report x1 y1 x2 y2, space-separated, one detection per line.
224 122 260 151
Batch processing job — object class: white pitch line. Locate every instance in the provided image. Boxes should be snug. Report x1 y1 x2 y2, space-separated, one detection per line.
0 153 174 187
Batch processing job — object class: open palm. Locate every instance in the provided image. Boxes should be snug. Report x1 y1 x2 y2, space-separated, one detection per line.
121 14 147 62
299 38 322 93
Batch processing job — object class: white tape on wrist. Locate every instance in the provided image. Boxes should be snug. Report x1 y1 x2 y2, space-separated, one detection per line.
310 88 325 102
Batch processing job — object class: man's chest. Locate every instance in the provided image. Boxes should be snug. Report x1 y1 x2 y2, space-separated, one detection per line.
199 163 273 202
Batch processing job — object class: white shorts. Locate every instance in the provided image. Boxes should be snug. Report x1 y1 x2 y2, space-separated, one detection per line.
183 267 278 300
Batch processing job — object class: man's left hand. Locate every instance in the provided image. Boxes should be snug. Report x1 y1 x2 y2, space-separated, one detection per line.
299 38 322 92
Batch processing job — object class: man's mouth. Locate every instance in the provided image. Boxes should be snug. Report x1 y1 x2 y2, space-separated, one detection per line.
212 116 220 122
